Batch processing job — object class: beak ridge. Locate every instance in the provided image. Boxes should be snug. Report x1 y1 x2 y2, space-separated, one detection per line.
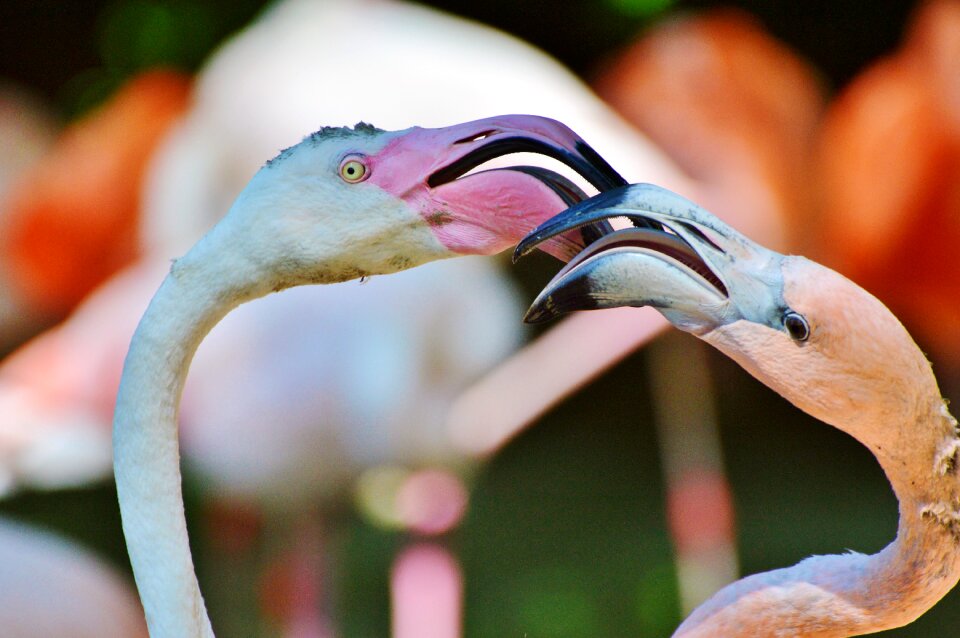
514 183 730 262
519 183 784 333
427 115 627 193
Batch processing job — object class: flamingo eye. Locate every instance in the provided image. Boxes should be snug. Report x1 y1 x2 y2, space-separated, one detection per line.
339 157 368 183
783 311 810 342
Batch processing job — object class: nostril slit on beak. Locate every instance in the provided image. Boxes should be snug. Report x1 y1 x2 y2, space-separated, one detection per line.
454 129 497 145
679 221 725 254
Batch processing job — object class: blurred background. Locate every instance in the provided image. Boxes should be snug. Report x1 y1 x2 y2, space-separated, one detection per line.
0 0 958 636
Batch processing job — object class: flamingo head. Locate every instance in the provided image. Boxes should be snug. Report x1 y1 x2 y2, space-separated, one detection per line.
221 114 623 289
516 183 945 439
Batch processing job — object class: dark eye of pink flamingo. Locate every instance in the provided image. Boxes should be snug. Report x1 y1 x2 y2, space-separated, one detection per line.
783 311 810 342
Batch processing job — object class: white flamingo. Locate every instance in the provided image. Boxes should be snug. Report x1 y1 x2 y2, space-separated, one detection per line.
142 0 688 256
112 113 628 637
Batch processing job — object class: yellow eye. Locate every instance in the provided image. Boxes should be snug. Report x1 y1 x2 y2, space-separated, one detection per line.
339 157 368 183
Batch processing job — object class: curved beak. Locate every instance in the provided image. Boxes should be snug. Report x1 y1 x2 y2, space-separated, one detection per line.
424 114 627 192
373 114 631 259
516 183 786 334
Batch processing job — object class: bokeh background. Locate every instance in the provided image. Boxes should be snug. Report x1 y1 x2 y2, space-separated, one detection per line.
1 0 958 636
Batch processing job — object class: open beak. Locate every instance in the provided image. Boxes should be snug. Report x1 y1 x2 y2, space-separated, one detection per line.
515 183 785 334
425 114 626 191
422 115 629 252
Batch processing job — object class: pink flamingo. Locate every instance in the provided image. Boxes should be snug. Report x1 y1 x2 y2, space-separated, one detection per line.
0 71 191 321
517 182 960 636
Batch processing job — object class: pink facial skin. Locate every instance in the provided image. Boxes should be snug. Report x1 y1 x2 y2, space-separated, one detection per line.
423 169 582 260
366 115 600 260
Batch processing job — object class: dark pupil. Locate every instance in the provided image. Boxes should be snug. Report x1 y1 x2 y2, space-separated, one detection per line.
346 166 356 175
784 313 809 341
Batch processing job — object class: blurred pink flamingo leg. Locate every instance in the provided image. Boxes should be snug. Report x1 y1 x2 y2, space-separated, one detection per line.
387 468 469 638
647 334 736 613
392 544 463 638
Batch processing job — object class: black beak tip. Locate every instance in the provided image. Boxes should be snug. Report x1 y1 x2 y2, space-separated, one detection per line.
513 233 544 263
522 299 556 324
523 267 604 323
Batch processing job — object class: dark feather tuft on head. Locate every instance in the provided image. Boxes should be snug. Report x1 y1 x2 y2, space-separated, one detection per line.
354 121 382 135
265 121 385 167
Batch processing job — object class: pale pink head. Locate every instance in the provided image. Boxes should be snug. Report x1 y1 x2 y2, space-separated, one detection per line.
519 183 946 447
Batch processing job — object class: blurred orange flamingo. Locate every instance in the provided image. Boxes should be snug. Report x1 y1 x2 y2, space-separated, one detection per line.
816 0 960 372
0 70 191 321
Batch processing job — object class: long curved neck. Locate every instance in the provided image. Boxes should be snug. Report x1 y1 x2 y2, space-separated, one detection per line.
674 399 960 637
113 224 273 637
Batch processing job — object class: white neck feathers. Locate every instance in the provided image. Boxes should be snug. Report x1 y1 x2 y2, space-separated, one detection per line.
113 224 269 637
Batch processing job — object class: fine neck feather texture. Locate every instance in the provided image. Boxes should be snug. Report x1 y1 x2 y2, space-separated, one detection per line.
674 403 960 637
673 325 960 635
113 220 276 637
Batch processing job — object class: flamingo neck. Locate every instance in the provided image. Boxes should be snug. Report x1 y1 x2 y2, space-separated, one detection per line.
674 398 960 637
113 222 273 638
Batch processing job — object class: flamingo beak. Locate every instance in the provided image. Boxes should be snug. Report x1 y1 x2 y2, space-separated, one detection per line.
424 114 626 192
421 115 629 252
516 183 786 334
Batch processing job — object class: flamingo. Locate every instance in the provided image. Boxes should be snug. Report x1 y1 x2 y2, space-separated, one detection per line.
111 113 626 637
0 81 57 351
0 517 147 637
141 0 688 256
0 0 692 494
0 0 694 496
1 1 690 627
516 182 960 636
0 70 191 319
815 0 960 369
